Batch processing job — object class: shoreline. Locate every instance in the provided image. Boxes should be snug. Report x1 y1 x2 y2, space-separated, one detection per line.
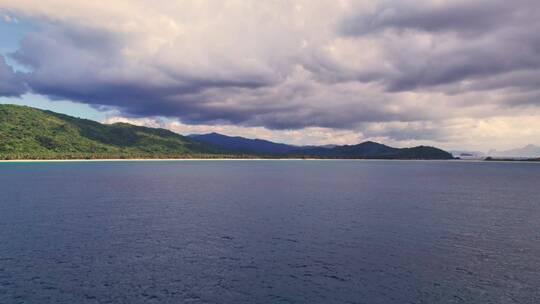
0 158 297 162
0 158 459 163
0 158 537 163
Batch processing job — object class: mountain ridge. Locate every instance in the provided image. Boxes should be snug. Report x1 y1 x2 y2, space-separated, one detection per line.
0 104 454 160
0 104 224 159
190 132 454 159
189 132 304 155
289 141 453 159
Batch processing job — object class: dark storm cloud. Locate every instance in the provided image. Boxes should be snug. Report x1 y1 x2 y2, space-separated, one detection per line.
13 21 275 122
0 55 27 97
340 1 518 36
12 19 427 131
339 0 540 95
383 39 540 93
6 0 540 137
360 123 447 142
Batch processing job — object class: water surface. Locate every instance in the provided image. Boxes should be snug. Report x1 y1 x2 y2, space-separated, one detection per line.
0 160 539 303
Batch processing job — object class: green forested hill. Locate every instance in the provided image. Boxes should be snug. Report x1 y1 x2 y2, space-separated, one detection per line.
0 104 225 159
289 141 454 159
0 104 455 160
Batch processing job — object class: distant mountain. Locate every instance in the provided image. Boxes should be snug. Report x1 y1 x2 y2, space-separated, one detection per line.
488 145 540 158
290 141 396 157
189 133 453 159
0 104 223 159
290 141 454 159
189 132 302 155
0 104 455 160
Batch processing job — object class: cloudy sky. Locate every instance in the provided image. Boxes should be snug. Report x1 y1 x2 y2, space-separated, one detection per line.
1 0 539 151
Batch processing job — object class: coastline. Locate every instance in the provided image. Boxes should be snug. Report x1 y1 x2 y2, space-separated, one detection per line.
0 158 537 163
0 158 292 162
0 158 460 163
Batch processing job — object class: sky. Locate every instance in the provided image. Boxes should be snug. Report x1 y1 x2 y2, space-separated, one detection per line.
0 0 539 151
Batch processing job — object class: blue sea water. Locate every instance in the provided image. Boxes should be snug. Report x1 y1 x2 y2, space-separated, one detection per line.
0 160 539 303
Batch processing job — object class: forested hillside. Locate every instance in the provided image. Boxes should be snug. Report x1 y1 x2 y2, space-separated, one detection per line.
0 104 225 159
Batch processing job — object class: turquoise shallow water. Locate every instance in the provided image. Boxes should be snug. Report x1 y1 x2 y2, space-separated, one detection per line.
0 160 539 303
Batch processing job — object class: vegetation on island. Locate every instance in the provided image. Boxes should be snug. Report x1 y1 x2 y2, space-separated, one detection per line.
0 104 455 160
193 133 455 160
0 104 231 159
287 141 454 159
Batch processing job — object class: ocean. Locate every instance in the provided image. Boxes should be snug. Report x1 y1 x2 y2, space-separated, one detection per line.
0 160 539 303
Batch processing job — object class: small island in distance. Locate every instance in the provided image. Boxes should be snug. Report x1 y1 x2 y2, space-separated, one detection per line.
0 104 458 160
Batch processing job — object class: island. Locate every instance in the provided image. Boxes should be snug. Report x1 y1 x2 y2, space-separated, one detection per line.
0 104 455 160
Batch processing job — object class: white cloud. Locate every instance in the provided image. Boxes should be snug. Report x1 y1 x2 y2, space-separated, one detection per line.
103 115 362 146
